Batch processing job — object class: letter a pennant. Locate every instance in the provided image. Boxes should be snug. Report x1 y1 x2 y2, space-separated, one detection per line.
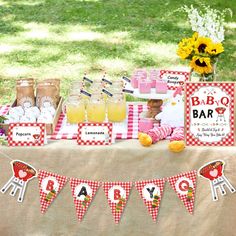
69 178 100 221
167 170 197 214
38 170 68 214
102 181 132 224
135 179 166 222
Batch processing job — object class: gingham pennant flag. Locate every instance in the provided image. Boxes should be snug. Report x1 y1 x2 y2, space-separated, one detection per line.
102 181 132 224
38 170 68 214
69 178 100 222
135 179 166 222
167 170 197 214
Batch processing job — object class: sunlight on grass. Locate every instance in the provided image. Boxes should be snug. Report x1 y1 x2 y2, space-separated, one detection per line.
103 31 131 44
137 42 178 60
0 44 33 54
66 31 103 41
66 53 88 63
0 0 235 104
96 58 133 73
2 65 32 77
21 23 50 39
0 1 8 6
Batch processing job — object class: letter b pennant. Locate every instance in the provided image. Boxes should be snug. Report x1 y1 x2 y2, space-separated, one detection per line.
38 170 68 214
102 181 132 224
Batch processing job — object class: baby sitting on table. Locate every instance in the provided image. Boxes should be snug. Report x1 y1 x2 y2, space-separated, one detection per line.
138 86 185 149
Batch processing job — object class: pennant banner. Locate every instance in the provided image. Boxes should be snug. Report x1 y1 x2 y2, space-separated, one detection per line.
38 170 68 213
102 181 132 224
2 157 235 223
167 170 197 214
135 179 165 222
69 178 100 221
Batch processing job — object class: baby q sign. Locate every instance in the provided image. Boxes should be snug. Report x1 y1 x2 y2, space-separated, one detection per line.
186 83 235 146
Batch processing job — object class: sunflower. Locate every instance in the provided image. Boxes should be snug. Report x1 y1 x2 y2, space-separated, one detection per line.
206 42 224 55
192 32 199 41
177 38 194 59
194 37 213 54
190 56 213 74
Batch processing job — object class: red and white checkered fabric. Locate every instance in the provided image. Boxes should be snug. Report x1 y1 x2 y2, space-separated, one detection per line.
38 170 68 214
69 178 100 222
159 70 190 90
186 82 235 146
0 105 10 116
167 170 197 215
102 181 132 224
8 123 45 147
135 179 166 222
49 104 147 140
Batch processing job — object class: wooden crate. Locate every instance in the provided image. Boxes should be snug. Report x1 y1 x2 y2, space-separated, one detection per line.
0 97 63 135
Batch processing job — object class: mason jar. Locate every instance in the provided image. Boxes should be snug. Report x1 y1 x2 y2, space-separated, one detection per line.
107 93 126 122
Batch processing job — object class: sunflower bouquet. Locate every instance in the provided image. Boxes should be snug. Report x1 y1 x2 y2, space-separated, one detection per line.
177 5 232 81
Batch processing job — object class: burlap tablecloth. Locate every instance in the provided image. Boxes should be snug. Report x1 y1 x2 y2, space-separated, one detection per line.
0 139 235 236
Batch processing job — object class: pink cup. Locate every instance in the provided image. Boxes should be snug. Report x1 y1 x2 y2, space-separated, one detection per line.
131 75 139 88
156 80 168 94
150 69 160 88
139 118 154 132
135 69 147 79
138 80 151 93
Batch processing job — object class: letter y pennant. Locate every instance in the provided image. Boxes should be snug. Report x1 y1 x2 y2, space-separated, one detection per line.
135 179 166 222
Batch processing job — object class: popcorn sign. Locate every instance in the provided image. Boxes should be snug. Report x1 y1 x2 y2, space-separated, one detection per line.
8 123 46 146
186 83 235 146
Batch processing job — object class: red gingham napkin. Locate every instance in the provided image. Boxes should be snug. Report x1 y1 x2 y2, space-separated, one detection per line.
38 170 68 214
135 179 166 222
69 178 100 222
167 170 197 214
102 181 132 224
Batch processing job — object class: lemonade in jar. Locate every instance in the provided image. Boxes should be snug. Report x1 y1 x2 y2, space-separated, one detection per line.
87 93 106 123
107 93 126 122
64 96 85 124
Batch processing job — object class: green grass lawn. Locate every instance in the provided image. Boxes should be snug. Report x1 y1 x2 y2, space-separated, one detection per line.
0 0 235 104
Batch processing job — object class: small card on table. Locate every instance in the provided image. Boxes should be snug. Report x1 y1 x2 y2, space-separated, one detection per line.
8 123 46 146
77 123 113 145
159 70 190 90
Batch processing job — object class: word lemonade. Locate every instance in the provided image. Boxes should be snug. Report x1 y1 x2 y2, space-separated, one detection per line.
63 75 127 124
